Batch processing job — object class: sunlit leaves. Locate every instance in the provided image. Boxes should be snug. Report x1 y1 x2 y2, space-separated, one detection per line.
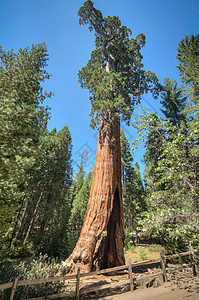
133 107 199 251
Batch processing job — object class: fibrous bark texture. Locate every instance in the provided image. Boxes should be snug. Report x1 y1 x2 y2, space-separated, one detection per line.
65 117 125 273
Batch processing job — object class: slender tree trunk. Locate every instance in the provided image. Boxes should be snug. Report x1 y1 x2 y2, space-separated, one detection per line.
65 115 125 273
23 191 43 246
16 198 29 240
9 194 27 248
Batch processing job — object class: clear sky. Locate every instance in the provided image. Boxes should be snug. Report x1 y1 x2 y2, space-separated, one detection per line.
1 0 199 175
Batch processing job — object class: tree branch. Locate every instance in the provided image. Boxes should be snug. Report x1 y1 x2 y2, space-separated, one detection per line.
128 90 143 97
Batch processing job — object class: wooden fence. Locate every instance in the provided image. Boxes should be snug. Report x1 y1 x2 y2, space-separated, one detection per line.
0 241 198 300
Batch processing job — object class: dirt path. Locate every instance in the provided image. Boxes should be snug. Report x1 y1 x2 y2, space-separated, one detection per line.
103 275 199 300
104 285 199 300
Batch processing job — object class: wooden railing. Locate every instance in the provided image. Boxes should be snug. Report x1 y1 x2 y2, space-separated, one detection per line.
0 241 198 300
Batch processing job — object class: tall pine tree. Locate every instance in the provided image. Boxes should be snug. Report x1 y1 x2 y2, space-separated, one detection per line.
160 78 187 127
0 43 52 262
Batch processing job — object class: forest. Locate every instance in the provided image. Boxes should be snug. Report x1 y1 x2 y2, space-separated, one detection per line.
0 0 198 298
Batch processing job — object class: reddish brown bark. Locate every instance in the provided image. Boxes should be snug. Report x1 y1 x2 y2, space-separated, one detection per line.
64 116 125 273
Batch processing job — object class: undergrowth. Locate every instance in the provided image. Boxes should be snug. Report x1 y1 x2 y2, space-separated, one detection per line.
0 254 65 300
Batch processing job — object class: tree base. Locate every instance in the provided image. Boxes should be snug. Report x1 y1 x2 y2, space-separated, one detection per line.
63 118 125 274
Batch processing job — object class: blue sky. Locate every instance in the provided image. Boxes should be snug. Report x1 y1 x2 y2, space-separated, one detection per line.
1 0 199 175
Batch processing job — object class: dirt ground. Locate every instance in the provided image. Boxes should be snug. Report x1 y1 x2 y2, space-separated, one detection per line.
104 277 199 300
80 246 199 300
81 270 199 300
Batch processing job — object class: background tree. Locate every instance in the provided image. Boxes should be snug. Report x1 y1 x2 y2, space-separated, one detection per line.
121 131 145 243
177 34 199 177
177 34 199 98
177 34 199 211
27 126 72 258
70 151 87 206
67 170 93 255
0 43 74 264
133 33 199 251
138 117 199 252
7 126 73 259
140 113 165 194
160 78 187 127
64 0 160 273
0 43 52 262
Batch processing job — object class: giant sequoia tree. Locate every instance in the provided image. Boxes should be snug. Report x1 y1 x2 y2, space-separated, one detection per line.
65 0 160 273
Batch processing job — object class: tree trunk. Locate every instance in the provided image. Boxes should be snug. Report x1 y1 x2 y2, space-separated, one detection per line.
65 116 125 273
9 194 27 249
23 191 43 246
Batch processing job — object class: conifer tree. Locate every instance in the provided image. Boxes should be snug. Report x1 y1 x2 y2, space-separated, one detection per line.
0 43 52 262
8 126 73 259
64 0 160 273
177 34 199 207
121 131 145 241
134 98 198 251
70 151 87 205
121 130 133 187
160 78 187 127
177 34 199 97
27 126 73 257
177 35 199 161
143 114 165 192
68 171 93 253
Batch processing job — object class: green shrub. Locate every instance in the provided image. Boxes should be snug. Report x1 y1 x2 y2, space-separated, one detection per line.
0 254 64 299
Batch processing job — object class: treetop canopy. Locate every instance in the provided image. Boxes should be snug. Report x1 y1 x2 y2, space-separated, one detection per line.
78 0 161 128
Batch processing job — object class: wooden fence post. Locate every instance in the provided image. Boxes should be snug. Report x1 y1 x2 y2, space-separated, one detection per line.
128 258 134 292
75 267 80 300
189 241 198 276
10 278 18 300
160 253 167 283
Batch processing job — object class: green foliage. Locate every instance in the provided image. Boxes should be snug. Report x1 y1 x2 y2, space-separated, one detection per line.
0 44 73 264
29 126 72 258
132 33 199 251
0 43 52 263
124 236 136 253
78 0 161 128
70 159 85 205
0 43 51 202
0 254 63 299
133 109 199 252
177 35 199 164
177 34 199 97
67 170 93 253
121 131 146 240
160 78 187 127
9 126 73 259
